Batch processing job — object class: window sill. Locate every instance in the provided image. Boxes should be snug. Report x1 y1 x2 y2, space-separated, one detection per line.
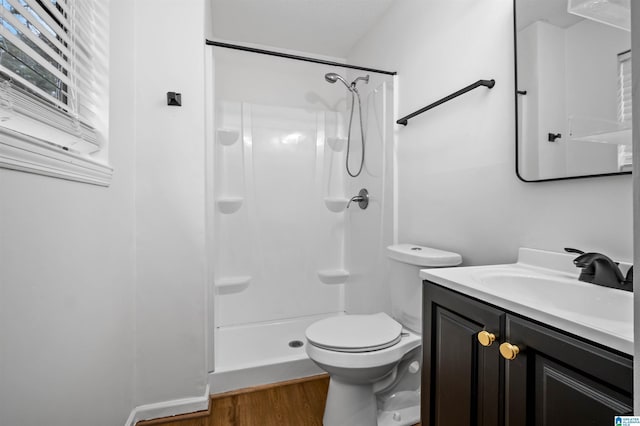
0 127 113 186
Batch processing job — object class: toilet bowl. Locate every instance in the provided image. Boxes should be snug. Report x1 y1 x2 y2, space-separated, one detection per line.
305 244 461 426
306 313 421 426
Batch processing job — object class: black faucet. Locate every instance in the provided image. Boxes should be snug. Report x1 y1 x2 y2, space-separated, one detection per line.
565 248 633 292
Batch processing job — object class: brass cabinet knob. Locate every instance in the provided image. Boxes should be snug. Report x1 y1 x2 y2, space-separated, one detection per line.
500 342 520 360
477 330 496 347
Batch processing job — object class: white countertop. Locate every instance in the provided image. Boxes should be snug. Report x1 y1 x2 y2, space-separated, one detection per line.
419 248 633 355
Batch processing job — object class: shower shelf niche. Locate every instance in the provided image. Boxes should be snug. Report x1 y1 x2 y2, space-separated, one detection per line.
326 137 346 152
214 276 251 295
324 197 349 213
216 196 244 214
317 269 350 285
217 128 240 146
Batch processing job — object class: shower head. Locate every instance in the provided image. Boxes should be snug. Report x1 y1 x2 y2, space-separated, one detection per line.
325 72 370 93
325 72 351 90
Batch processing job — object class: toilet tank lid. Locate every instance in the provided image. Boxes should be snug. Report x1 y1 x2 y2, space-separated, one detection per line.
386 244 462 267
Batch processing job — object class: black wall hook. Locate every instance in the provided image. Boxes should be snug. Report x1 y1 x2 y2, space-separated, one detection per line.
167 92 182 106
548 133 561 142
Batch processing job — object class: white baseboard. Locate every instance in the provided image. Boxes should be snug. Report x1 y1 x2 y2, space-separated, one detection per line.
124 385 210 426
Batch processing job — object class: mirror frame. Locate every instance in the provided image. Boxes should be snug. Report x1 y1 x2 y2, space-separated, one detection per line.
513 0 633 182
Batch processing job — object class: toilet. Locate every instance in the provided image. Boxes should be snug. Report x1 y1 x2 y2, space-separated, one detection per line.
305 243 462 426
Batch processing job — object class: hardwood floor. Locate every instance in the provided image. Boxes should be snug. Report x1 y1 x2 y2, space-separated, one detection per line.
137 374 421 426
208 375 328 426
137 375 328 426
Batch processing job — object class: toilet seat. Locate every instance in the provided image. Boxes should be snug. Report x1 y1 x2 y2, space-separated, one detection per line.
305 313 402 353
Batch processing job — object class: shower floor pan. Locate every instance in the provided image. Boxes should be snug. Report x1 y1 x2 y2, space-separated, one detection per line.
209 313 341 394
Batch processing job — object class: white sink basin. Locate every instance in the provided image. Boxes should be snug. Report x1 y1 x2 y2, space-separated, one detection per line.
420 248 633 355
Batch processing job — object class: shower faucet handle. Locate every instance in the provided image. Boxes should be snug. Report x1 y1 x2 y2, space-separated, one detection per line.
347 188 369 210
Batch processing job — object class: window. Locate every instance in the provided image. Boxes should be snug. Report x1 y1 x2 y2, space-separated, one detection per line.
0 0 111 186
618 49 631 124
617 50 632 172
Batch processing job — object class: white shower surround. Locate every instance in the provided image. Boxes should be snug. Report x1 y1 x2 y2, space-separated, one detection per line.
213 101 347 327
207 46 395 391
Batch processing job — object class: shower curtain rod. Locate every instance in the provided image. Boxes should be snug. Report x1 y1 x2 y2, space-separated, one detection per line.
206 40 397 76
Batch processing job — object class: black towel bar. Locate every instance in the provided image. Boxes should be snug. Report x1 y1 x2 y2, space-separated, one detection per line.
396 79 495 126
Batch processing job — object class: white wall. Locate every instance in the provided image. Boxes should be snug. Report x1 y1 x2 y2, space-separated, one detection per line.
133 0 209 407
348 0 633 267
533 21 566 178
213 47 346 110
3 1 215 422
516 23 539 178
0 0 136 424
631 0 640 413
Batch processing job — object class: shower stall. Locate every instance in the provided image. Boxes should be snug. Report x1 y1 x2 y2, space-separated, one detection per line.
205 44 395 392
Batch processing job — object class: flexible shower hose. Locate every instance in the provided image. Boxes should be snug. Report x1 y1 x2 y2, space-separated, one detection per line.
345 88 366 178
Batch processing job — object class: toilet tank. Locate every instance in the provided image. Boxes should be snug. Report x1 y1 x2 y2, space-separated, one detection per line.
386 244 462 333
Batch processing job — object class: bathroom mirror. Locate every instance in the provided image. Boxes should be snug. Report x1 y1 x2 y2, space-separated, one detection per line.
514 0 632 181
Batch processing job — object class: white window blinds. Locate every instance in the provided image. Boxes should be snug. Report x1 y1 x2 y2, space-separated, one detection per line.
617 50 632 171
0 0 107 154
618 49 632 124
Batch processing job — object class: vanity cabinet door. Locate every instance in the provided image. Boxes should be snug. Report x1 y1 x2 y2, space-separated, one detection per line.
503 315 633 426
422 283 505 426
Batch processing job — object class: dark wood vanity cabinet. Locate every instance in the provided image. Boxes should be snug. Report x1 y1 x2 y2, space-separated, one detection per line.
421 283 504 425
422 282 633 426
